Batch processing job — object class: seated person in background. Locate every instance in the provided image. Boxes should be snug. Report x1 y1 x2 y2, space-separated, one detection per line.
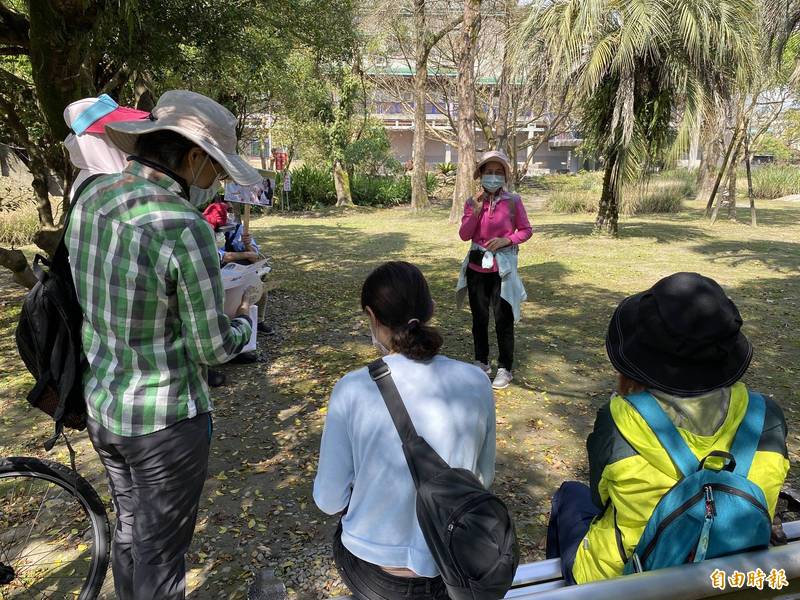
203 194 229 231
201 197 266 368
219 221 260 265
546 272 789 584
314 261 496 600
218 222 272 336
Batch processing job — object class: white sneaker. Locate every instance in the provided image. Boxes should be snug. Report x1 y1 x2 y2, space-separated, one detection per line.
474 361 491 377
492 368 513 389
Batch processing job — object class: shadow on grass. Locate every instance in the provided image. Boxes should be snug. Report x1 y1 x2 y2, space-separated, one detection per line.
514 260 621 389
741 206 800 228
535 220 710 244
257 205 385 220
691 239 800 274
721 274 800 486
258 223 410 273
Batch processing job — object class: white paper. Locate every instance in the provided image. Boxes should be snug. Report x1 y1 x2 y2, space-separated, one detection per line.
240 304 258 353
221 260 271 290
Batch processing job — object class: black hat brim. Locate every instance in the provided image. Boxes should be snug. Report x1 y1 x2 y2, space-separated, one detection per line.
606 292 753 397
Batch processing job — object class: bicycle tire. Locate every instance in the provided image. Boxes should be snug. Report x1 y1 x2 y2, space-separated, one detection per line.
0 456 110 599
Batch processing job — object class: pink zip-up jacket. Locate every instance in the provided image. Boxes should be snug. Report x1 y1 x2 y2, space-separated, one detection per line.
459 190 532 273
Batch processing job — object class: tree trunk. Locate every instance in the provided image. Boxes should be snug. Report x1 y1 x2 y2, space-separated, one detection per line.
134 72 156 111
710 133 745 224
259 138 267 170
449 0 482 224
595 151 619 236
28 1 97 142
334 159 353 206
745 133 757 227
696 123 722 202
726 145 741 221
411 0 430 211
494 0 513 154
706 130 744 225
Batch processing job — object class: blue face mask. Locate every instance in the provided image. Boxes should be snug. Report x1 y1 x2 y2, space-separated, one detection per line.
482 174 505 193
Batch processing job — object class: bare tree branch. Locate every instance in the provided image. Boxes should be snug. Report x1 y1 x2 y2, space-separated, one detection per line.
0 45 25 55
0 246 35 289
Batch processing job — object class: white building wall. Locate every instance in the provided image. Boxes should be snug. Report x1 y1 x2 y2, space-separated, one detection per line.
385 126 582 174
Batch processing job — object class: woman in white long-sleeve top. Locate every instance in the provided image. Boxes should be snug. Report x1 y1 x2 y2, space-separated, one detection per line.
314 261 496 600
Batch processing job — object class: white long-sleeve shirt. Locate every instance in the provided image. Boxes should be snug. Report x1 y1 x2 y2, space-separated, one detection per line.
313 353 496 577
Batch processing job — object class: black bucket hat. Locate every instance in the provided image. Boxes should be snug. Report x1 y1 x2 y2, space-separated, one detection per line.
606 272 753 397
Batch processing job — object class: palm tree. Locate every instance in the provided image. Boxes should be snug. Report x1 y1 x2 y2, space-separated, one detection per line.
516 0 759 235
765 0 800 62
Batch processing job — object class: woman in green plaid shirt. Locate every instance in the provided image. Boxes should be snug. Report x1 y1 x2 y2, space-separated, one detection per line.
66 91 262 600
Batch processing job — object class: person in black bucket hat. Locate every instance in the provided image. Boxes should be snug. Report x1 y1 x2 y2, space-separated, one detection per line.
606 272 753 396
543 272 789 585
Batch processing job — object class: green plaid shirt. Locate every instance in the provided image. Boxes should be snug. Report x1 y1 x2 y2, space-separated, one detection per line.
66 160 252 436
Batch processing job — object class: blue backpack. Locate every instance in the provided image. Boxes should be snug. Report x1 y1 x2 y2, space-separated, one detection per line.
622 391 772 574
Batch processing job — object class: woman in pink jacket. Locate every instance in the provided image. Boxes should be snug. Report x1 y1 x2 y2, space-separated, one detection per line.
459 151 532 389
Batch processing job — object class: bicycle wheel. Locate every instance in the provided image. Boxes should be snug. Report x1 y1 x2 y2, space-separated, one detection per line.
0 457 110 599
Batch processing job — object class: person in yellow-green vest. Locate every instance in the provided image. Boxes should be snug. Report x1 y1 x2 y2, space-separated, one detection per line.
546 272 789 584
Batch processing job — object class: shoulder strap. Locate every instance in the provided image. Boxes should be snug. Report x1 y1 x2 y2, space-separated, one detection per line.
506 193 517 228
729 391 766 477
625 392 699 479
368 359 417 443
59 173 106 251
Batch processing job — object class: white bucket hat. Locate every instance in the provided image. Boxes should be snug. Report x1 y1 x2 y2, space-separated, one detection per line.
104 90 261 186
473 150 512 180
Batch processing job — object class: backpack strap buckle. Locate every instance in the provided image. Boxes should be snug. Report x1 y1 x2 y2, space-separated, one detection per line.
698 451 737 473
368 359 391 381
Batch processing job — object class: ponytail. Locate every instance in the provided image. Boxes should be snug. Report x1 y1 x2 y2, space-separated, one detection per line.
391 319 444 361
361 262 444 361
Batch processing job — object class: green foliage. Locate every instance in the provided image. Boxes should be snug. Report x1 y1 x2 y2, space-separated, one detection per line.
0 199 40 247
753 134 793 162
624 184 685 215
775 108 800 152
521 0 759 232
749 165 800 199
546 191 597 213
281 164 336 208
536 171 604 193
437 162 457 176
344 122 401 176
545 169 692 215
278 166 435 209
351 173 436 207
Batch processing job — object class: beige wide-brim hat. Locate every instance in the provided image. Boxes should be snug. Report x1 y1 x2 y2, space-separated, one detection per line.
105 90 262 187
473 150 512 180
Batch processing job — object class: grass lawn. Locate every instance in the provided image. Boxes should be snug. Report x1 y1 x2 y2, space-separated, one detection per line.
0 198 798 598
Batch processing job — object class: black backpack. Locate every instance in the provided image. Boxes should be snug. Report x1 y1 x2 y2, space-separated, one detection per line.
368 359 519 600
15 174 104 450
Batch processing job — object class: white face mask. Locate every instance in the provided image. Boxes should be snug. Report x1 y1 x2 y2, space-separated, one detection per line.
189 154 220 208
369 323 391 356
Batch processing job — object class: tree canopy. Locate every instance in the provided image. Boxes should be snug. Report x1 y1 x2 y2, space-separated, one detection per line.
517 0 760 235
